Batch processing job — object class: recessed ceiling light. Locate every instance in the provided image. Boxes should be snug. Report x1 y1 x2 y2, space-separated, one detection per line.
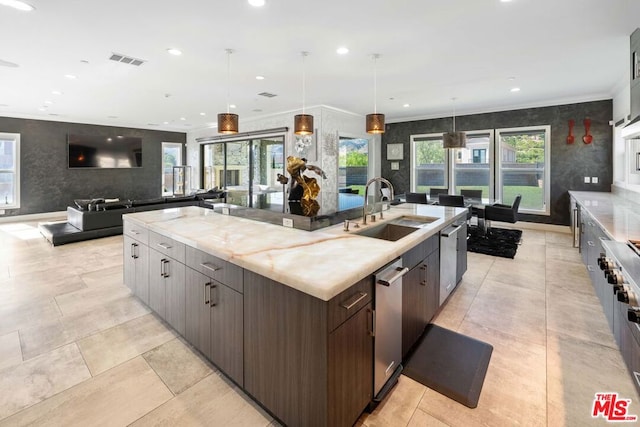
510 87 521 92
37 107 47 111
167 48 182 56
51 90 62 95
508 76 516 81
253 109 263 112
199 112 206 116
163 121 170 125
0 0 35 11
180 117 186 121
336 47 349 55
106 138 113 142
403 103 410 108
248 0 265 7
64 74 77 79
230 104 237 109
44 100 53 104
80 59 90 64
107 115 118 119
501 0 513 2
255 75 265 80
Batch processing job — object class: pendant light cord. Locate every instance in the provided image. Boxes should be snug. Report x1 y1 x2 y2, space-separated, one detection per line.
225 49 233 114
373 54 379 114
451 97 457 132
301 51 308 115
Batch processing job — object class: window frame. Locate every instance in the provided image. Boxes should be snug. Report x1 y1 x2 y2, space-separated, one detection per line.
0 132 20 209
161 142 184 196
450 129 494 197
410 133 449 192
495 125 551 215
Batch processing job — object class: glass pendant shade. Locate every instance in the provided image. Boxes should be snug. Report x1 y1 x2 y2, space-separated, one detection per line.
366 113 385 134
217 113 239 134
443 131 466 148
294 114 314 135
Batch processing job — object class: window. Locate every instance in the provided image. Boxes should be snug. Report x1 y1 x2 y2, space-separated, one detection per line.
453 131 493 198
338 137 369 210
201 134 284 210
0 132 20 208
496 126 550 214
411 134 447 192
162 142 183 195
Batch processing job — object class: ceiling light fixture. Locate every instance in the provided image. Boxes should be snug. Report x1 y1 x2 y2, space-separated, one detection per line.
51 90 62 95
64 74 77 79
0 0 34 11
443 97 466 149
510 87 521 92
403 103 410 108
167 48 182 56
248 0 265 7
366 54 385 134
294 51 313 136
217 49 239 134
199 112 206 116
336 47 349 55
255 75 265 80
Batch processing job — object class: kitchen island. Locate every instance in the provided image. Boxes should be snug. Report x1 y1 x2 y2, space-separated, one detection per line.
122 204 468 427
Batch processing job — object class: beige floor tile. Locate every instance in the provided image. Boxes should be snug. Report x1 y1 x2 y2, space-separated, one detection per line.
464 278 547 346
0 343 91 420
485 256 546 292
142 337 213 395
546 243 583 264
512 241 546 263
545 258 591 289
0 357 172 427
521 228 548 245
130 372 273 426
80 265 124 288
0 273 87 309
407 409 450 427
545 231 574 247
0 332 22 371
417 323 546 427
0 298 61 337
547 331 640 427
19 295 150 360
54 279 131 316
359 375 426 427
78 313 176 376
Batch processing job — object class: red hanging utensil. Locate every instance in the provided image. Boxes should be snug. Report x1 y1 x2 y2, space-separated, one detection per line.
583 118 593 144
567 119 575 144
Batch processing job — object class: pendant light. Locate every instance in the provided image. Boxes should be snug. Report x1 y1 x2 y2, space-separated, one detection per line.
294 51 313 135
366 54 385 134
443 97 466 148
217 48 239 134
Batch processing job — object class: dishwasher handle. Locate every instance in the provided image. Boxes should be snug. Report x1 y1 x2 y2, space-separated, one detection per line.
377 267 409 286
440 224 462 238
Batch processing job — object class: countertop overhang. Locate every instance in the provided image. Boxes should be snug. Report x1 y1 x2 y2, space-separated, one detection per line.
124 204 468 301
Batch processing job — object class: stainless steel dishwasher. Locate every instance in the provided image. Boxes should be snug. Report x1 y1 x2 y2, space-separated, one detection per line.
372 258 408 404
440 223 463 305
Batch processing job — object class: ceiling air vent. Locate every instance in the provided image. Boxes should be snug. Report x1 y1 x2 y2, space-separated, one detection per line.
109 53 145 66
258 92 277 98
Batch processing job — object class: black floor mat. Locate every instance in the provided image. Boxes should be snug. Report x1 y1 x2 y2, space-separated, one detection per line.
403 324 493 408
467 226 522 259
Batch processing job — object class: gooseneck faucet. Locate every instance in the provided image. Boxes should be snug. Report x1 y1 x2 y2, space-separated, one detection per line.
363 177 394 225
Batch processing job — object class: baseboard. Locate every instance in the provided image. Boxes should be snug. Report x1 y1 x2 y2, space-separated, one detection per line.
0 211 67 224
493 221 571 234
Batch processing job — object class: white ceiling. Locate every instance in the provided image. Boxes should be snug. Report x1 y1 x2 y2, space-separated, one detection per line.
0 0 638 133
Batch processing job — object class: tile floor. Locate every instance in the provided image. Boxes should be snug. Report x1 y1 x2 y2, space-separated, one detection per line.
0 219 638 426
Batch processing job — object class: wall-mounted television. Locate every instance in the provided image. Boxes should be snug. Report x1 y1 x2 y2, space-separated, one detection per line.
68 134 142 168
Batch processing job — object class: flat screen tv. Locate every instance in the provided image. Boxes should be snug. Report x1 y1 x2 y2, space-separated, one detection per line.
68 134 142 168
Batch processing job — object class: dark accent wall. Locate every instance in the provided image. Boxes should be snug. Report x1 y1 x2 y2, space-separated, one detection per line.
381 100 613 226
0 116 186 216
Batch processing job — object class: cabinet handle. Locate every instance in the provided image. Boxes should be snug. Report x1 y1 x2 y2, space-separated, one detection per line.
161 259 170 278
340 292 368 310
420 264 427 271
421 280 428 286
131 243 138 259
157 242 172 250
368 308 375 337
200 262 221 273
130 229 140 235
210 284 218 307
204 282 211 305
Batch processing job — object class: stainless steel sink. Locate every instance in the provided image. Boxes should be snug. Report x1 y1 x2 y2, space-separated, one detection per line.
354 223 419 241
390 215 438 228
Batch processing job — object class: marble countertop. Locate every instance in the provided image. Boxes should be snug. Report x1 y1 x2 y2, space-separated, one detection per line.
569 191 640 241
124 204 468 301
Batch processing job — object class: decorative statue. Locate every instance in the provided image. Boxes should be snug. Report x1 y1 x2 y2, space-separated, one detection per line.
280 156 327 216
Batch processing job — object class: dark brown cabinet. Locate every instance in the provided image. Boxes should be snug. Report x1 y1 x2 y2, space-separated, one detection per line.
185 267 244 386
401 235 440 357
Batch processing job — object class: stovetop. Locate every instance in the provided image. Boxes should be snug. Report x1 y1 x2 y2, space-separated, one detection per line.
603 240 640 291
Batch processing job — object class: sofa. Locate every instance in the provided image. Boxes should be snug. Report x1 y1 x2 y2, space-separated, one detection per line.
39 191 225 246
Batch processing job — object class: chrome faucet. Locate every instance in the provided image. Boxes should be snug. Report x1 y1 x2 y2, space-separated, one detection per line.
363 177 394 225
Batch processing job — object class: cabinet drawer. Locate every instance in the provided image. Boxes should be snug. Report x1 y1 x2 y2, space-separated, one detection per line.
328 275 373 332
403 233 439 270
123 219 149 244
185 246 243 293
149 231 185 264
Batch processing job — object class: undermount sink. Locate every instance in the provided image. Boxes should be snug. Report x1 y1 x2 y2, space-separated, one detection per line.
354 222 419 241
390 215 438 228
